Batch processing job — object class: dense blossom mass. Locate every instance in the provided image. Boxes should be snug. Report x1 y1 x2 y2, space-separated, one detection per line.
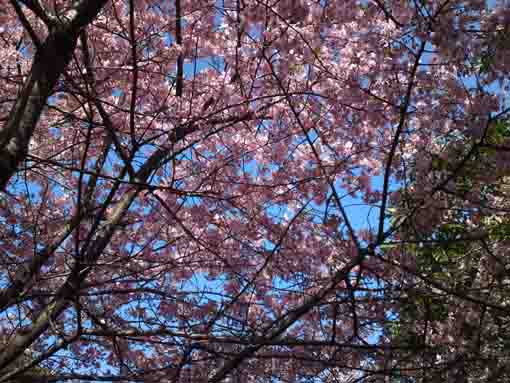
0 0 509 381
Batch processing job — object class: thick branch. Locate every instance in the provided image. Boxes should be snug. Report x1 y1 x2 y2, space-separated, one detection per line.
0 0 109 190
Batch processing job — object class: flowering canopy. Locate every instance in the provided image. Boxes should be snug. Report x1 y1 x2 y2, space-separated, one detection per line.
0 0 509 382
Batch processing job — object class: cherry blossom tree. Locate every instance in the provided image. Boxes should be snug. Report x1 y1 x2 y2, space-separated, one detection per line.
0 0 509 382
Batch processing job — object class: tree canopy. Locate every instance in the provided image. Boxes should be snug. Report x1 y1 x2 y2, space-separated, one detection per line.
0 0 509 382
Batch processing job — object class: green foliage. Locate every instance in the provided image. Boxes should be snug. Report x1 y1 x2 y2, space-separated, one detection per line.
430 155 449 171
487 120 510 144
